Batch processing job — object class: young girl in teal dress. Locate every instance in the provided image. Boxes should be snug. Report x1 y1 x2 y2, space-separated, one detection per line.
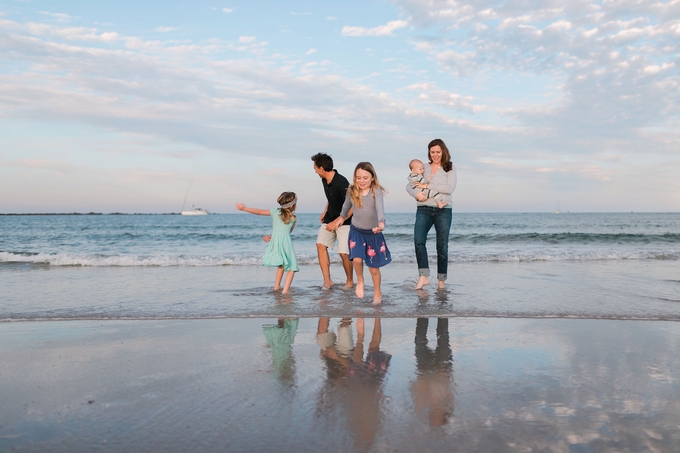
236 192 298 294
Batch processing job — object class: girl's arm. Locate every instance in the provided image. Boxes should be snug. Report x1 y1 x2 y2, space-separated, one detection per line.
372 190 386 233
290 220 296 234
235 203 271 216
330 189 353 229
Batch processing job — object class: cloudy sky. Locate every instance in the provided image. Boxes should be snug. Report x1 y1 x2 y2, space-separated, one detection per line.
1 0 679 213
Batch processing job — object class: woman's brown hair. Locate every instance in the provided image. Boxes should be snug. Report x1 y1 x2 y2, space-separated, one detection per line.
277 192 297 224
428 138 453 172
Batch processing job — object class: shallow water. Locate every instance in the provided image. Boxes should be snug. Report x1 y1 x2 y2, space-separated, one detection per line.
1 317 679 452
3 261 680 321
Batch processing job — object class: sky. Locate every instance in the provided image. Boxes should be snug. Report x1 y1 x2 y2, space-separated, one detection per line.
1 0 679 213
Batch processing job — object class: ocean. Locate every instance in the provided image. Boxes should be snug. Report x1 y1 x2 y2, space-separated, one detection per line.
2 212 680 320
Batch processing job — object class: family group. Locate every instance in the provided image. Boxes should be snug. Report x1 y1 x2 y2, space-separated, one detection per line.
235 138 458 304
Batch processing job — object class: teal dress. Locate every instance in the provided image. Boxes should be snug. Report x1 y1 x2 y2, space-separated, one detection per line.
262 208 298 272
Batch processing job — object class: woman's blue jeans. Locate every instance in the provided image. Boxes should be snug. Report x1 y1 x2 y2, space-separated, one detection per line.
414 206 452 281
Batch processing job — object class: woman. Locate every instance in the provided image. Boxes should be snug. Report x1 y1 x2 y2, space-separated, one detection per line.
405 139 457 289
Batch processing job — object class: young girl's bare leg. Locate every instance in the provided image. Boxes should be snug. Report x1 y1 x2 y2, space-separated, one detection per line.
353 258 365 298
368 266 381 304
274 266 284 291
282 271 295 294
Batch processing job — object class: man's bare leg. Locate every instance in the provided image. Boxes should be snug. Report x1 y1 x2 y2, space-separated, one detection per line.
316 243 334 288
340 253 354 288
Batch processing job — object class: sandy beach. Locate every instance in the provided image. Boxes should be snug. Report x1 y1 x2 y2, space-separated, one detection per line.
2 317 679 452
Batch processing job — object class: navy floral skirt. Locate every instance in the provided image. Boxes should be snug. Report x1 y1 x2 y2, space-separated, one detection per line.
348 224 392 268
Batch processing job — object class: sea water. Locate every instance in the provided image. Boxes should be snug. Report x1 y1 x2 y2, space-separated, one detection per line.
1 212 679 320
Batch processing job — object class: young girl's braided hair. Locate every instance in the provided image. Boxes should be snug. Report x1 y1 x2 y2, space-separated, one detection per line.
277 192 297 224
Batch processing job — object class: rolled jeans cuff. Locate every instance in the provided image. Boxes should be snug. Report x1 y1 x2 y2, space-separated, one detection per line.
437 273 447 281
418 268 430 277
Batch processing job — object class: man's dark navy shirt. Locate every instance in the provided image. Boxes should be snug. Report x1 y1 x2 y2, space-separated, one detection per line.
322 170 352 226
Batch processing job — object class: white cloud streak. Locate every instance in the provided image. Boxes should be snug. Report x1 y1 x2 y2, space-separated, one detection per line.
341 20 408 37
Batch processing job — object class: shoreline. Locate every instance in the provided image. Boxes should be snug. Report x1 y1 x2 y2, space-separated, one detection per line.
3 260 680 321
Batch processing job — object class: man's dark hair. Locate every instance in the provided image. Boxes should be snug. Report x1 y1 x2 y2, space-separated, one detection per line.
311 153 334 172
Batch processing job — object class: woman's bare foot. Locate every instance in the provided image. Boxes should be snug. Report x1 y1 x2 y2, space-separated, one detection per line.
438 280 445 289
356 282 364 298
274 286 281 291
343 281 355 289
372 293 381 304
415 276 429 290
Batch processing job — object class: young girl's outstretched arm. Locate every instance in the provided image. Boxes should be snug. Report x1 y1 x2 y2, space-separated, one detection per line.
236 203 270 216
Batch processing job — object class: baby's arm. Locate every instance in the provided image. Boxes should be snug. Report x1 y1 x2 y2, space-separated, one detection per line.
236 203 270 216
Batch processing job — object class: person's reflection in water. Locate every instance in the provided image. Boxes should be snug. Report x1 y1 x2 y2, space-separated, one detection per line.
262 317 299 384
411 318 455 427
316 317 391 449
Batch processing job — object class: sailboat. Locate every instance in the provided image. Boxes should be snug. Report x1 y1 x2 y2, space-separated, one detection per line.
180 180 209 216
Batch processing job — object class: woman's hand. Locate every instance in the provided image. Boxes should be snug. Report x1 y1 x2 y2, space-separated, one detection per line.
415 193 427 202
262 235 271 242
372 222 384 234
236 203 245 211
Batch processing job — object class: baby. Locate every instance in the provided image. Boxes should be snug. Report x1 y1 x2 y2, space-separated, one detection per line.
408 159 447 209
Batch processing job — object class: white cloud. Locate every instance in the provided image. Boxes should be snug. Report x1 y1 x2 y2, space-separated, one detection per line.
341 20 408 37
237 36 256 43
222 8 233 14
326 16 337 21
38 11 71 22
305 48 316 55
155 26 177 33
289 12 312 16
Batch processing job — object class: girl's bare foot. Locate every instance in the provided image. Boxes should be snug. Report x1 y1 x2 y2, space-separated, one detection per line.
343 281 355 289
274 286 281 291
415 276 429 290
372 294 381 304
356 282 364 298
438 280 445 289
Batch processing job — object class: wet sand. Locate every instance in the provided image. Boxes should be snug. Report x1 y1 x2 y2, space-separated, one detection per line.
2 317 680 452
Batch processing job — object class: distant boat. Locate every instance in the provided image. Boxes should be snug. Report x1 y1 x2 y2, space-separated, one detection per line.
180 180 209 216
181 204 209 216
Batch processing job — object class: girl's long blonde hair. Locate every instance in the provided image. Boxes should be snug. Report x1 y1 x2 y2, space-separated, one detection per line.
277 192 297 224
349 162 386 208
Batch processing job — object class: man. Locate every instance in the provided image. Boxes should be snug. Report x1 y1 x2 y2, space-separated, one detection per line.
311 152 354 289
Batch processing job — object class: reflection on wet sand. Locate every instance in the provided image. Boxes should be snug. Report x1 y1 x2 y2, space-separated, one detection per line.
316 317 392 449
262 318 298 383
412 318 455 427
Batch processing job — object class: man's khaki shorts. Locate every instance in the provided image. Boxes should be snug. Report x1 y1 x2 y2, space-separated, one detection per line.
316 224 350 255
